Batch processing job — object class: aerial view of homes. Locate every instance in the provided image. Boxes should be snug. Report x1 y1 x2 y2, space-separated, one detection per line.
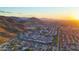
0 7 79 51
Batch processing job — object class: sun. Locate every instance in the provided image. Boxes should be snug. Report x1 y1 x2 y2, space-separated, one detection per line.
74 15 79 20
72 11 79 20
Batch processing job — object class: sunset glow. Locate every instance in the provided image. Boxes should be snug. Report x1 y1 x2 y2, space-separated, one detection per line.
0 7 79 20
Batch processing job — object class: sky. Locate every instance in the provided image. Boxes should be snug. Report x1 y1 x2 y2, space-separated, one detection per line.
0 7 79 20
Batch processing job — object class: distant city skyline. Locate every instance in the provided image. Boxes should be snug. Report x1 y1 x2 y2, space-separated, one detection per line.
0 7 79 20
